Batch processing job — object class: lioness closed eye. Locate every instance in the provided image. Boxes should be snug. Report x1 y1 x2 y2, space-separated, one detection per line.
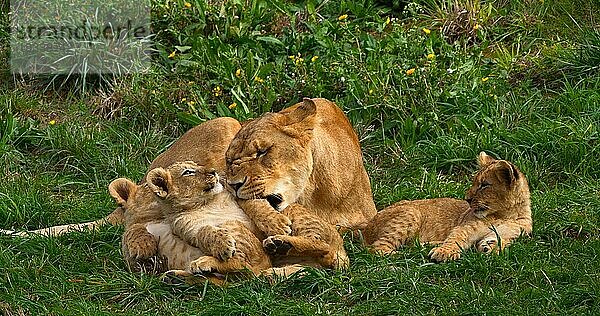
362 152 532 262
146 161 272 277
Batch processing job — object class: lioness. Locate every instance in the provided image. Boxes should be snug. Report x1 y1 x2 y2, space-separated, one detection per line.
362 152 532 262
225 98 377 265
145 161 271 277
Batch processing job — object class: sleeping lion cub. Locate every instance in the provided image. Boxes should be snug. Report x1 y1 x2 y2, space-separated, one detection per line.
145 161 272 277
363 152 532 262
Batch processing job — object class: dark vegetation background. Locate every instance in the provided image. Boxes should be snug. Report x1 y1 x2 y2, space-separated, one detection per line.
1 0 599 314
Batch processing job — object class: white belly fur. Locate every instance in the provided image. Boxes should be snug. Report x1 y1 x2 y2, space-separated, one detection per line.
145 222 204 270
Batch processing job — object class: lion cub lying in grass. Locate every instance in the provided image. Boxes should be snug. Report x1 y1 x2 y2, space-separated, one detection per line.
363 152 532 262
144 161 273 278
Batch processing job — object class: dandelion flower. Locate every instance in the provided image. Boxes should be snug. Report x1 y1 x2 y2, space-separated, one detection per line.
229 102 237 109
422 28 431 35
311 56 319 62
427 53 435 60
184 2 192 8
168 50 176 58
338 14 348 21
406 68 416 75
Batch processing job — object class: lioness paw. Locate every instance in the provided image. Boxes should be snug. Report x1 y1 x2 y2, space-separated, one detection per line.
429 246 461 262
189 256 220 275
263 235 293 255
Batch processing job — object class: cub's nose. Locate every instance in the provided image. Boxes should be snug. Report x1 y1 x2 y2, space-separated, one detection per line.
228 177 247 193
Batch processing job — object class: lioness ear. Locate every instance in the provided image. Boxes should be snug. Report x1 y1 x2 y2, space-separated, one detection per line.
285 98 317 127
478 151 496 167
147 168 172 199
494 161 516 186
109 178 137 206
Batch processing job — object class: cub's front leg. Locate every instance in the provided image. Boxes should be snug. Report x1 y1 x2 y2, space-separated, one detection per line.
237 199 292 236
476 220 532 254
178 225 237 261
429 220 490 262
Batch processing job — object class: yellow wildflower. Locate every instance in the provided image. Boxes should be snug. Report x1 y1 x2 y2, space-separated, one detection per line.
427 53 435 60
473 24 480 30
181 97 187 102
422 28 431 35
406 68 416 75
289 55 296 60
184 2 192 8
168 50 176 58
254 76 264 83
482 77 489 82
213 86 222 97
49 120 56 125
235 69 242 77
369 89 374 95
229 102 237 109
385 16 391 25
188 100 195 106
338 14 348 21
295 57 304 66
311 55 319 62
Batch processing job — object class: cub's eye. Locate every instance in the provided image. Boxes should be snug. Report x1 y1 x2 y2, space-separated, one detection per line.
256 148 268 158
479 181 491 189
181 169 196 176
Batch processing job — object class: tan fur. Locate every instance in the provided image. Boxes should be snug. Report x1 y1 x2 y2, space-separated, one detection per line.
108 117 242 272
363 152 532 262
225 98 376 266
146 161 271 277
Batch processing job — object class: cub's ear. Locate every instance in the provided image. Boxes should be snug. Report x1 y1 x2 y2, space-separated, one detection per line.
494 161 517 186
478 151 496 167
146 168 172 199
109 178 137 206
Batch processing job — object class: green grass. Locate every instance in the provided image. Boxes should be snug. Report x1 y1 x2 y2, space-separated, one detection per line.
1 0 600 314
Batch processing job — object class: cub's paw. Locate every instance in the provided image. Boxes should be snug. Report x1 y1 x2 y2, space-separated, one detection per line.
211 230 237 261
476 238 499 254
258 213 292 237
429 246 461 262
189 256 220 275
263 235 293 256
123 230 158 261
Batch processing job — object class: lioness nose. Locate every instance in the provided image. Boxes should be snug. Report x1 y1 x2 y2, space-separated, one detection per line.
228 177 246 192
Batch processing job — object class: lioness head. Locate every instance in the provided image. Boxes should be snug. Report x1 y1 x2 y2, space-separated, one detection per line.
225 98 317 211
146 161 223 210
465 152 529 219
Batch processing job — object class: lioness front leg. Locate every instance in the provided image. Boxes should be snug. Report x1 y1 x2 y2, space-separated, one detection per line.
264 204 348 269
237 199 292 236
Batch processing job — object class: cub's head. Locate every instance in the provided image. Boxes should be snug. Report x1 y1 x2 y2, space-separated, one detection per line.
225 98 317 211
465 152 530 219
146 161 223 210
109 178 159 221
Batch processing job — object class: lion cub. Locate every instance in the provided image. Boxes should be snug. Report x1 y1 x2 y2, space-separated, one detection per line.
363 152 532 262
145 161 271 276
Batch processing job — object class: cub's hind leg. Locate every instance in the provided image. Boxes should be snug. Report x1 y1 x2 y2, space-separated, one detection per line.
362 205 423 255
264 204 348 269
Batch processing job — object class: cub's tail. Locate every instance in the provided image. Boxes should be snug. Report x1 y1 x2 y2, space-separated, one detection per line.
0 207 125 237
